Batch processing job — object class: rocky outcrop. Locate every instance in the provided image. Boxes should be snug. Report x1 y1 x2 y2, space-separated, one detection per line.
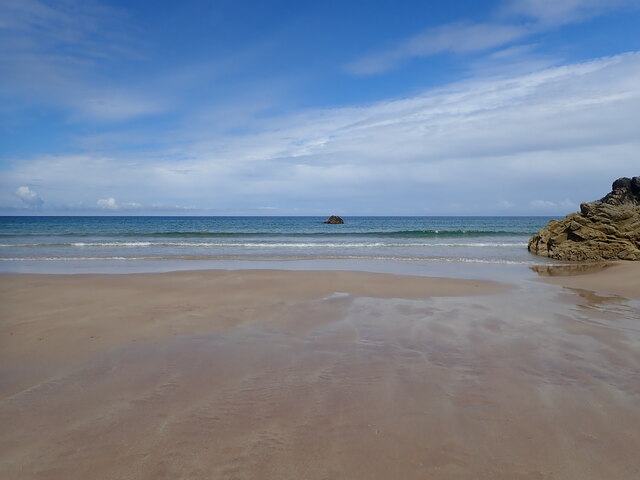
528 176 640 261
324 215 344 224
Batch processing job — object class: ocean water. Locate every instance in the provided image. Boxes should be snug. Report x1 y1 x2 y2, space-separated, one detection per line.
0 216 558 273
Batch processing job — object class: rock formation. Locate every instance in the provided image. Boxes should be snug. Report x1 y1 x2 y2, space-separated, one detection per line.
528 176 640 261
324 215 344 224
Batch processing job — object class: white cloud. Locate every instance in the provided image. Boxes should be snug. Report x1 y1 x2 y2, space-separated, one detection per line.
15 185 43 208
529 199 576 210
97 197 118 209
2 52 639 215
346 23 527 75
0 0 167 122
346 0 634 75
96 197 144 211
529 199 556 208
502 0 635 26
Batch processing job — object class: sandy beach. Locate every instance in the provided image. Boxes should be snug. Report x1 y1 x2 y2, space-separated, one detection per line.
1 265 640 479
535 261 640 300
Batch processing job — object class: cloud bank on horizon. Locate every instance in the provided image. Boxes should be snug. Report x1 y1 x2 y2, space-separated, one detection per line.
1 0 639 215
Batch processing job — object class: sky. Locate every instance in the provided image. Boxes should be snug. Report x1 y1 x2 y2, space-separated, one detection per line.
1 0 639 216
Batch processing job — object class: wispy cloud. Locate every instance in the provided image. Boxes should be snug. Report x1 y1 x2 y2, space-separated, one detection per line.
0 0 167 122
501 0 636 26
345 0 635 75
96 197 143 210
3 52 638 214
529 199 575 210
346 22 527 75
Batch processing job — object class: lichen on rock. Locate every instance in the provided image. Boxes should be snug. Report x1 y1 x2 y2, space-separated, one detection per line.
528 176 640 261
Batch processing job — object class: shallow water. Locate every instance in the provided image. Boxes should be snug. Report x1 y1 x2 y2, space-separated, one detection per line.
0 216 558 271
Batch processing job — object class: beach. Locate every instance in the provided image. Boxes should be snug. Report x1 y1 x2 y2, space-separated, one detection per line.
1 263 639 479
4 0 639 475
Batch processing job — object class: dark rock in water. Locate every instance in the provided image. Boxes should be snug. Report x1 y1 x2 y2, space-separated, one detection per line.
324 215 344 224
528 176 640 261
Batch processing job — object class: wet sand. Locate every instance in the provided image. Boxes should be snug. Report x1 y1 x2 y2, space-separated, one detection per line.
1 267 639 479
536 261 640 300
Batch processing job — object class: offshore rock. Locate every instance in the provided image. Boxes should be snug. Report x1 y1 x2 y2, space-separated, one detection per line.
324 215 344 224
528 176 640 261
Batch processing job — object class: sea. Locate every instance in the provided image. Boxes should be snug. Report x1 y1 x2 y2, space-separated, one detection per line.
0 216 561 274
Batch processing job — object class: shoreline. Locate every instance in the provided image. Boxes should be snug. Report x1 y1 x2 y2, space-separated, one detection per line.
0 255 552 275
3 255 639 298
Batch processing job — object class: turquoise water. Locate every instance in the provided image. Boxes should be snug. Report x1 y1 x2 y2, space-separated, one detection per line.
1 216 556 270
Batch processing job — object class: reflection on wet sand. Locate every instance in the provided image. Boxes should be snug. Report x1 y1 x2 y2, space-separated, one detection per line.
530 262 612 277
1 269 639 480
568 287 626 306
534 261 640 301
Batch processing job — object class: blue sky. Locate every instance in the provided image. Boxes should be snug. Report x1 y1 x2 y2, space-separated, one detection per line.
1 0 639 215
